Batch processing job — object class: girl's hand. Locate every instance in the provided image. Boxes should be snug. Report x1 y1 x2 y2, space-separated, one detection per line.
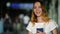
36 30 46 34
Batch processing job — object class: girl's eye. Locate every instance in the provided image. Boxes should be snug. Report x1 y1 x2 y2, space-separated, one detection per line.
33 6 41 9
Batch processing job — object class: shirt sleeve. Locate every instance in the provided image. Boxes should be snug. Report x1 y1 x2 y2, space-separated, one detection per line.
26 22 33 32
48 20 58 32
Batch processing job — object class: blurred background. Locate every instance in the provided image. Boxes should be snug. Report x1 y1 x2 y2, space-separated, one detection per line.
0 0 60 34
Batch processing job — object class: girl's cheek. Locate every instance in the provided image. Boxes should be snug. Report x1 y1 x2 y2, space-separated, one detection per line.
34 9 36 12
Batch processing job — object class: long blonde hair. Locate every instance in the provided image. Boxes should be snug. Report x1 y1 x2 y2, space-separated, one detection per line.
31 0 50 25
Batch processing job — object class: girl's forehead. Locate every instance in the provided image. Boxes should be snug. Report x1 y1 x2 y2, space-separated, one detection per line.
34 2 41 6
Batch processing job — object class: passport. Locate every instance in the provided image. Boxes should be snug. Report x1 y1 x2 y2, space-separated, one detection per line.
37 28 44 32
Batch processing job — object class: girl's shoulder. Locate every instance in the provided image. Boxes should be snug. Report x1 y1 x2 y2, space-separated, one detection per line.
48 19 56 23
47 19 58 27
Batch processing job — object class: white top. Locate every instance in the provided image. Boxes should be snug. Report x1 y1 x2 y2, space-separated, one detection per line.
26 20 58 34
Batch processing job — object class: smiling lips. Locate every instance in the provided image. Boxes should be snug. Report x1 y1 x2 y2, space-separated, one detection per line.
36 11 40 14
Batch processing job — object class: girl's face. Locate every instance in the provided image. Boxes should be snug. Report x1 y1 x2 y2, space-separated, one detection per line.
33 2 42 17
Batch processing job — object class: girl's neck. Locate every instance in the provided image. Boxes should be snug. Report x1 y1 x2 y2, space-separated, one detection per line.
37 16 44 23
